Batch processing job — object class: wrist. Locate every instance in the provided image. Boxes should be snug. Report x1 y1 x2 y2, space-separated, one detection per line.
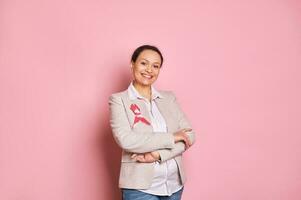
156 152 161 162
157 154 161 161
152 151 161 161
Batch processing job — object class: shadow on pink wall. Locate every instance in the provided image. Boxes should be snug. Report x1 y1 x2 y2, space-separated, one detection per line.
95 65 131 199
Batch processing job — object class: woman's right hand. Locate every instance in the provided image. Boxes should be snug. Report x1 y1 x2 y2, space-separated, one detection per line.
173 128 193 150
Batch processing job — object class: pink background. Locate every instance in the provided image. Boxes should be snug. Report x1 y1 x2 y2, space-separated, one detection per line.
1 0 300 200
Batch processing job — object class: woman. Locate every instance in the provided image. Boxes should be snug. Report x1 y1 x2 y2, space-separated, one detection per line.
109 45 196 200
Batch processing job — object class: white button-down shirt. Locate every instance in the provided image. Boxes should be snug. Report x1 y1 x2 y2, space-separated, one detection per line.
127 81 183 196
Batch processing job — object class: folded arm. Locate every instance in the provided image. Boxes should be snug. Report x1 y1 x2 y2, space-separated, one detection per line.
156 92 196 162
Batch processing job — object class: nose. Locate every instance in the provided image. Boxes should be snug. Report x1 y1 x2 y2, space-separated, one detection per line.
145 64 152 72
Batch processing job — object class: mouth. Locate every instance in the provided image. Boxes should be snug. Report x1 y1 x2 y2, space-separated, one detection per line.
141 73 153 79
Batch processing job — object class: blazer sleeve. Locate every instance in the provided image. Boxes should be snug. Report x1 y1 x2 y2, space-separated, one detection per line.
109 94 176 153
157 92 196 163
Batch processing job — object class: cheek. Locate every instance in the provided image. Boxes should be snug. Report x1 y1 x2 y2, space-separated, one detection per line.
135 66 144 73
132 68 142 76
153 71 160 77
135 71 143 78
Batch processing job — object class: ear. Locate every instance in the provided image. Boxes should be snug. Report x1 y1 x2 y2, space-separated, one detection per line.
130 62 134 70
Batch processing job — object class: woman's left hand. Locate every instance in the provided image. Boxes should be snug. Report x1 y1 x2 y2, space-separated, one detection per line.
131 151 160 163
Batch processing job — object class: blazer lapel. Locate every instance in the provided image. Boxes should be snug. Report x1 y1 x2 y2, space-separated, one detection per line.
154 97 176 133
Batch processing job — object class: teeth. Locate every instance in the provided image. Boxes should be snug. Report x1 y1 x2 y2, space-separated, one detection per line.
142 74 152 78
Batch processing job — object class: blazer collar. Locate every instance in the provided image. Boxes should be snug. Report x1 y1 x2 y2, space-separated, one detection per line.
127 81 164 101
121 85 175 133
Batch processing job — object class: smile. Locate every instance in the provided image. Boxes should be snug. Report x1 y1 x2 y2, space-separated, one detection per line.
141 73 153 79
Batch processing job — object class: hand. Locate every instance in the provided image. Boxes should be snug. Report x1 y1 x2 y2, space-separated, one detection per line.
131 151 160 163
174 128 192 150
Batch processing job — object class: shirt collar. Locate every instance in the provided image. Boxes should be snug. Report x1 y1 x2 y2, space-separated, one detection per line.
128 81 163 101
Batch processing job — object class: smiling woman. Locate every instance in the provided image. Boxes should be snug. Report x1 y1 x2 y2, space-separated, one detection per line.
130 46 163 94
108 44 196 200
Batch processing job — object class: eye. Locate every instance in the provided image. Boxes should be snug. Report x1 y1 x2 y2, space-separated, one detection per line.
153 65 159 69
141 62 146 65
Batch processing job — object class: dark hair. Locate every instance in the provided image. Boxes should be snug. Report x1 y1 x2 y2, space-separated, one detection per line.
131 45 164 67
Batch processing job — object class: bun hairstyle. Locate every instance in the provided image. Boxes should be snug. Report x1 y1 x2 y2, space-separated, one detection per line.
131 45 164 68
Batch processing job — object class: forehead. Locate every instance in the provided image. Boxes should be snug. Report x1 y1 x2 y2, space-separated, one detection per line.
137 50 161 63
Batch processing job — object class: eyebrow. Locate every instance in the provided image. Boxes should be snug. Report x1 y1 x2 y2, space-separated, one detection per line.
140 58 161 64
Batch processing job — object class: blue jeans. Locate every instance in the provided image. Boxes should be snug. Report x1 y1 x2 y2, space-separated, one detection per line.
121 187 184 200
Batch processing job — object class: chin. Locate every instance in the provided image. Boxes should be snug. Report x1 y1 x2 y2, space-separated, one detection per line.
136 79 155 86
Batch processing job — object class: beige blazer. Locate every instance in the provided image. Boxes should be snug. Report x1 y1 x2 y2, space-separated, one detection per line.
108 89 196 189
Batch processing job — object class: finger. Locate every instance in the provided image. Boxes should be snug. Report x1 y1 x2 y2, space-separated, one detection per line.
184 141 189 150
183 132 192 145
186 136 192 146
184 138 190 150
131 154 137 158
180 128 188 132
183 136 191 149
137 157 145 162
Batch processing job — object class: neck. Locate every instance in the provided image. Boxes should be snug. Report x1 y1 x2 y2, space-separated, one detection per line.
133 80 152 101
